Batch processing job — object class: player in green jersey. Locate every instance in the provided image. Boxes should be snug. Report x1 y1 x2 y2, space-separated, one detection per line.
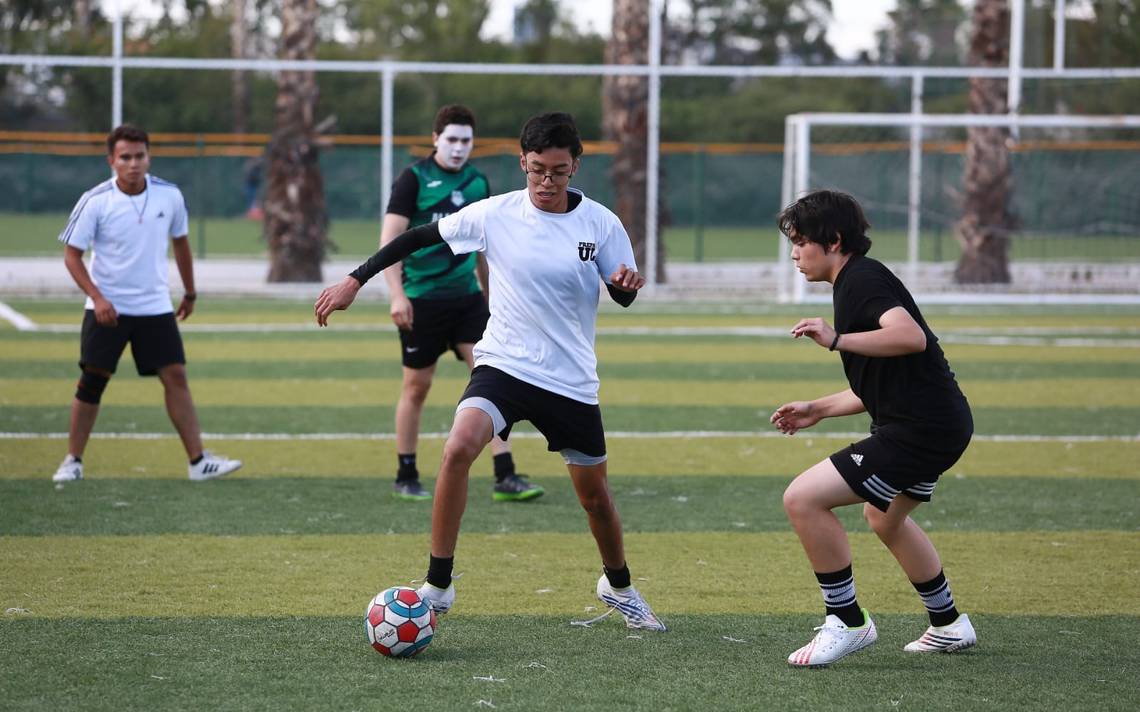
381 105 541 503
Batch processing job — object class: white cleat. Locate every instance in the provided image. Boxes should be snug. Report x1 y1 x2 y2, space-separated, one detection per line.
188 451 242 481
52 455 84 483
788 610 878 667
416 581 456 614
596 575 667 631
904 613 977 653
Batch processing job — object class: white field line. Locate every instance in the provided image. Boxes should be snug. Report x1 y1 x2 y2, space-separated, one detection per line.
1 431 1137 443
13 321 1140 347
0 300 36 331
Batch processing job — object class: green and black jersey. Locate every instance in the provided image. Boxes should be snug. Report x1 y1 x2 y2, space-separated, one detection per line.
386 155 491 299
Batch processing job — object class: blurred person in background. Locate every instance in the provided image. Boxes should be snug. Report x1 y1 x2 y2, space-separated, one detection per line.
379 104 538 503
51 124 242 485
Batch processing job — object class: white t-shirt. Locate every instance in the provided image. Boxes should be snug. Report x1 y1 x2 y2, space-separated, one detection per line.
58 174 190 316
439 188 637 404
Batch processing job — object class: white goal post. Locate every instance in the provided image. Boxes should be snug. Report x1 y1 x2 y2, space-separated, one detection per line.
779 113 1140 303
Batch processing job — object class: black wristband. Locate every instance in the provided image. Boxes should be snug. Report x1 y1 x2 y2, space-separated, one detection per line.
184 292 197 301
829 333 840 351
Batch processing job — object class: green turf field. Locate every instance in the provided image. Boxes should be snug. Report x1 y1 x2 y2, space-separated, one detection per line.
1 298 1138 711
6 211 1139 262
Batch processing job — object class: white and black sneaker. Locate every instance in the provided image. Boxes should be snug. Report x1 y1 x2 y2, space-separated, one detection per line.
596 575 667 631
52 455 84 483
416 581 456 614
788 610 878 667
188 451 242 481
904 613 977 653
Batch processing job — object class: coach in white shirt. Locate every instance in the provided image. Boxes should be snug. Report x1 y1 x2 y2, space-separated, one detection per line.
50 124 241 484
315 112 666 633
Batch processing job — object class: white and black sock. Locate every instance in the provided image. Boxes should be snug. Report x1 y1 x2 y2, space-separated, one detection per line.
816 565 864 627
914 569 959 627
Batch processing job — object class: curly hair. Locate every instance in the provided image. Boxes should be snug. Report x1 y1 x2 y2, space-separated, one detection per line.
777 189 872 256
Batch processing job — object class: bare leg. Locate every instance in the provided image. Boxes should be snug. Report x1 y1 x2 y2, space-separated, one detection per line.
568 461 625 569
863 497 943 583
782 459 865 573
455 343 510 457
396 364 435 455
156 363 203 460
430 407 493 557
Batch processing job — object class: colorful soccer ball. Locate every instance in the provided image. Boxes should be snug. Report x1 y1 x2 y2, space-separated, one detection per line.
364 587 437 658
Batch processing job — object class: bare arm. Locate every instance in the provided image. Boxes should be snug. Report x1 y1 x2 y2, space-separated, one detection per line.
170 236 196 320
606 264 645 308
790 306 927 357
770 388 866 436
475 252 490 298
63 245 117 326
379 213 412 329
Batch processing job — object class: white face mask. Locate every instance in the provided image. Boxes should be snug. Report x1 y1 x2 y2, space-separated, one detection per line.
433 124 474 170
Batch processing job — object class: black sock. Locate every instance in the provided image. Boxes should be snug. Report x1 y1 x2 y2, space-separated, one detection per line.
190 454 204 465
71 455 82 463
816 565 864 627
603 563 631 589
493 453 515 482
396 453 418 482
426 555 454 589
914 569 960 627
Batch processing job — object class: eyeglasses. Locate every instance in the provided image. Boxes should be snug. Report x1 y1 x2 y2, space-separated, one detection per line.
525 167 573 185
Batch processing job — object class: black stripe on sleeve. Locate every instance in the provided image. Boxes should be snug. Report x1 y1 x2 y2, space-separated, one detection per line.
349 222 446 286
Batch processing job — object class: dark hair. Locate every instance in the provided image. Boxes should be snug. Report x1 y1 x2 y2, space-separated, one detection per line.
519 112 582 158
433 104 476 134
777 189 872 256
106 124 149 154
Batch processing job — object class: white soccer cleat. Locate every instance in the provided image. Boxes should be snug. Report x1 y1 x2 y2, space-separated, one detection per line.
188 451 242 481
904 613 977 653
52 455 84 483
416 581 456 615
596 575 668 631
788 610 878 667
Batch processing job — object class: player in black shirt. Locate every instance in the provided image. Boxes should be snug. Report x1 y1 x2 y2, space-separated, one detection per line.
771 190 977 667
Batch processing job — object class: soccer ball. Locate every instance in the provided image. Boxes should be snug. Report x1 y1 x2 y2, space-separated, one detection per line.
364 586 437 658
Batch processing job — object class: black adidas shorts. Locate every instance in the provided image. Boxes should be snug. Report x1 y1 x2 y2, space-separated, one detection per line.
830 422 972 512
398 293 489 369
457 366 607 461
80 310 185 376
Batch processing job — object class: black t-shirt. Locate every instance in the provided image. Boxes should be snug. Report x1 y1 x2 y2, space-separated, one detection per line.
833 255 971 442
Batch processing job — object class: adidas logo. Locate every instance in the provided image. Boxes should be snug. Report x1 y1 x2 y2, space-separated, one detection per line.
156 211 165 218
850 453 864 466
202 462 218 474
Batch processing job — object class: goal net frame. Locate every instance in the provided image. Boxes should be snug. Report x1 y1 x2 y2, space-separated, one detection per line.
779 112 1140 304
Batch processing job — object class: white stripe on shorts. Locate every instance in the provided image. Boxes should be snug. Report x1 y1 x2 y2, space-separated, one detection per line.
906 481 937 496
862 475 900 503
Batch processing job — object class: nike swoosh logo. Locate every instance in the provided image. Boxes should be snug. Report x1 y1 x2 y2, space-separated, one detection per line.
405 347 419 352
427 180 442 187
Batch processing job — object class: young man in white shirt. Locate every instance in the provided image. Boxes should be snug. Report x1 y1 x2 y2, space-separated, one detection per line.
315 112 666 632
51 124 241 484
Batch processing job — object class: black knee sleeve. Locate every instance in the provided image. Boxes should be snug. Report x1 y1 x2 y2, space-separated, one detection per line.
76 369 110 404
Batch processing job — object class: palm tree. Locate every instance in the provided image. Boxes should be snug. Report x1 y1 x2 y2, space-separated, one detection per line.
231 0 249 135
955 0 1015 284
603 0 666 281
265 0 329 282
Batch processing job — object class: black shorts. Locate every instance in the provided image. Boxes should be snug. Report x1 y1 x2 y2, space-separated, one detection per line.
830 423 972 512
457 366 607 465
398 293 489 369
80 310 185 376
